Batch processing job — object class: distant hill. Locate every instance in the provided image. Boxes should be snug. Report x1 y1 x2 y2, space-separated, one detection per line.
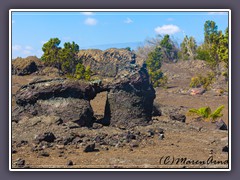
81 41 144 51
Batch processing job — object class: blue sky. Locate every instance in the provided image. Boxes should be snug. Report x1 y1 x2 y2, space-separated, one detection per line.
11 11 229 58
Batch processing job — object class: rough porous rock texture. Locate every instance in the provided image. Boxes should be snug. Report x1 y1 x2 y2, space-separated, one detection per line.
13 67 156 128
13 48 156 129
37 98 94 126
12 56 43 76
103 68 156 128
78 48 138 78
13 97 94 127
15 78 104 106
13 78 104 126
38 67 60 77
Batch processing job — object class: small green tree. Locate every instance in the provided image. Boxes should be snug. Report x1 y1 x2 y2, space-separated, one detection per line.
196 20 229 81
160 34 178 61
208 32 221 69
146 47 162 71
200 20 224 71
59 41 79 75
180 36 197 60
146 46 167 87
217 27 229 79
41 38 61 74
204 20 218 45
136 35 179 64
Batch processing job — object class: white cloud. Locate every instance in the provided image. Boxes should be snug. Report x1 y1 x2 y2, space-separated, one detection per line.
12 45 36 57
85 18 97 26
12 45 22 51
81 12 94 16
25 46 34 50
124 17 133 24
208 12 228 15
155 24 181 35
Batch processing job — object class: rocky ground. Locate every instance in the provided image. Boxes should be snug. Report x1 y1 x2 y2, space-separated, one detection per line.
11 56 229 169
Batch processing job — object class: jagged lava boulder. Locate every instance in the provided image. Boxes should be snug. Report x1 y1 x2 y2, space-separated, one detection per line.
13 78 105 126
15 78 106 105
103 67 156 128
13 67 156 128
12 56 43 76
78 48 137 78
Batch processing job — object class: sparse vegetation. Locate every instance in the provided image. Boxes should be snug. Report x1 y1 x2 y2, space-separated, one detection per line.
209 105 225 121
59 41 80 75
217 28 229 79
136 34 179 64
146 44 166 88
73 64 92 81
125 47 131 52
144 34 179 87
189 72 215 89
41 38 61 74
74 63 86 79
188 105 224 122
196 44 211 61
41 38 92 81
159 34 178 62
179 36 197 60
84 65 92 81
196 21 229 77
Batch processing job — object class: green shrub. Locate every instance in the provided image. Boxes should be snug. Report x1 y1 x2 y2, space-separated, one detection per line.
157 75 168 88
84 65 92 81
196 46 210 61
74 63 85 79
222 71 228 81
189 72 215 89
74 63 92 81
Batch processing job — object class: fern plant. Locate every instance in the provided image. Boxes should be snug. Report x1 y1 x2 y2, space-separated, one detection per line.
189 107 211 118
188 105 224 122
209 105 225 122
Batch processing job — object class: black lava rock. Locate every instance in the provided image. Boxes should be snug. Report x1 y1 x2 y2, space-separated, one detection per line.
35 132 56 143
15 158 25 168
84 143 95 152
222 145 229 152
169 113 186 123
67 160 73 166
215 119 228 130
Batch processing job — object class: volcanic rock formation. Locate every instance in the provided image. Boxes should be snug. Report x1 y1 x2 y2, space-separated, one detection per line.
13 67 155 128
